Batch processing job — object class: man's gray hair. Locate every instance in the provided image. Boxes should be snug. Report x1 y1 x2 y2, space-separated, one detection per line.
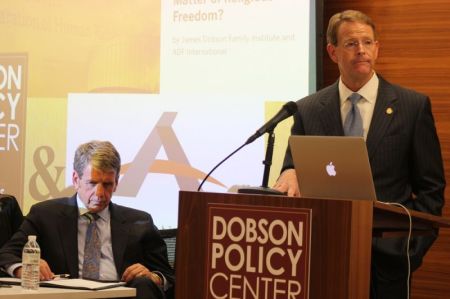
73 140 121 181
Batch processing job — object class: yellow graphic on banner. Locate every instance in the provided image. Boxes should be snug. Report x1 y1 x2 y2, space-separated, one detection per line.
0 1 161 97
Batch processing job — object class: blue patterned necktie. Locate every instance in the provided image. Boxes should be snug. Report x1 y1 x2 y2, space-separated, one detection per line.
82 213 100 280
343 93 363 136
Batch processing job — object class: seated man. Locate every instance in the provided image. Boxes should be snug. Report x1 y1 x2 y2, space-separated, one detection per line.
0 194 24 277
0 140 174 298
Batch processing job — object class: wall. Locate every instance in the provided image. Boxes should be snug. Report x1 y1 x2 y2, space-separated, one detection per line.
323 1 450 298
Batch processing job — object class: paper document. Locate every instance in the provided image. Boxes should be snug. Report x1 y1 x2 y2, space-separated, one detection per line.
0 277 126 290
41 278 126 290
0 277 20 285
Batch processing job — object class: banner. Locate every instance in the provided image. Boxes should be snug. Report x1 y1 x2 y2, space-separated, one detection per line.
0 54 27 206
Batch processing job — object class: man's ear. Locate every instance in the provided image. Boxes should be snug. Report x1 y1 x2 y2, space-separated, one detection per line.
326 43 338 64
373 40 380 61
72 171 80 190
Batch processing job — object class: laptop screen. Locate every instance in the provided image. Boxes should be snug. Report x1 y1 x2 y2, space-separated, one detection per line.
289 136 377 201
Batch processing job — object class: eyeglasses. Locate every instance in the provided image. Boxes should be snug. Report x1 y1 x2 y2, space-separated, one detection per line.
342 39 376 50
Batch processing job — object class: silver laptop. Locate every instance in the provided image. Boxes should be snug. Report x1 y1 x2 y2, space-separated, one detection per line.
289 136 377 201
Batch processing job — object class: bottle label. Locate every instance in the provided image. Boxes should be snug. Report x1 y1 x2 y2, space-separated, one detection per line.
23 254 40 264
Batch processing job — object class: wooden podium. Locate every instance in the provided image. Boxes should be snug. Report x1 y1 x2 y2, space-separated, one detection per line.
175 191 450 299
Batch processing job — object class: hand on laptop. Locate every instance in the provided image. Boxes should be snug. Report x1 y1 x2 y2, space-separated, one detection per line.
273 169 300 197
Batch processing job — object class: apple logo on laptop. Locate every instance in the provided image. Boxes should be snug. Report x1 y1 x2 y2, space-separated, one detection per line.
326 162 337 176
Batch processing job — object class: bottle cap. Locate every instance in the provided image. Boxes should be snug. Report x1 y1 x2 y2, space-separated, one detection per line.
28 235 37 241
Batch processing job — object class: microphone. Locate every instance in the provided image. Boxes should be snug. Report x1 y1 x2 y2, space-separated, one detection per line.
245 101 298 145
197 101 297 192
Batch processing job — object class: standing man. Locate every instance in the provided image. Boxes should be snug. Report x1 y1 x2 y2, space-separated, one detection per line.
0 140 174 299
274 10 445 299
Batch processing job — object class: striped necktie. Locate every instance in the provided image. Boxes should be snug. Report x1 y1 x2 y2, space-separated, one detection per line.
343 93 363 136
82 213 101 280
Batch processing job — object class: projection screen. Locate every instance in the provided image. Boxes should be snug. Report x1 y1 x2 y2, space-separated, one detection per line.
0 0 319 228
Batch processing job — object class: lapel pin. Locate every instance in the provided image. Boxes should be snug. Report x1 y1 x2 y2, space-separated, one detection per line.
386 107 393 115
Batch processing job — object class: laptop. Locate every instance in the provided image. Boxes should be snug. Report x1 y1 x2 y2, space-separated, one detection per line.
288 135 377 201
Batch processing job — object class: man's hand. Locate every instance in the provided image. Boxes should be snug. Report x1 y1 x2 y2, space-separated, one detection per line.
273 169 300 197
122 263 162 287
13 259 54 281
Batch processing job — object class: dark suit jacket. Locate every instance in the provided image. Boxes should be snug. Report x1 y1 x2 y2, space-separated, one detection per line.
0 194 24 277
283 76 445 278
0 195 23 249
0 195 174 293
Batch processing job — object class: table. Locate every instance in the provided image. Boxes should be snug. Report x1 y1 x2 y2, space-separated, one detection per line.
0 285 136 298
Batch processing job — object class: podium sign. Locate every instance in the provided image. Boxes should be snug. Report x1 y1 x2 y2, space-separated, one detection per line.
206 204 311 299
176 191 374 299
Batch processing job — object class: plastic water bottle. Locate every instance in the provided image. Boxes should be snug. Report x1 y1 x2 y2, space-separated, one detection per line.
21 235 40 290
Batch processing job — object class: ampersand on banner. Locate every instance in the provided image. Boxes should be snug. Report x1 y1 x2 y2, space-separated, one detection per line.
29 146 73 201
